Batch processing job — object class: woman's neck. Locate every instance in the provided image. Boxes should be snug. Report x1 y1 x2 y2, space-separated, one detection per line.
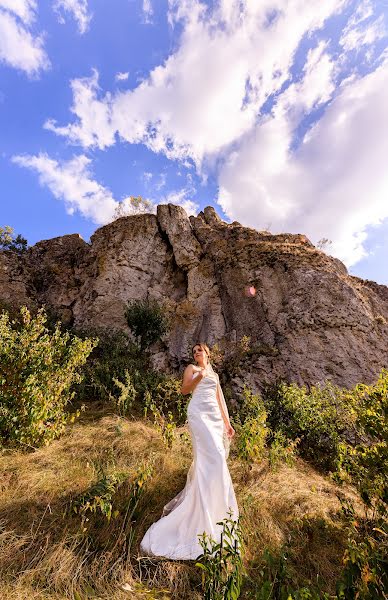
196 360 208 369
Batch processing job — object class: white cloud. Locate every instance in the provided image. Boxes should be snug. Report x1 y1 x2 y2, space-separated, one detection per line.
142 0 153 24
12 153 118 224
41 0 388 268
161 187 199 216
346 0 374 30
44 0 347 165
340 14 386 51
53 0 91 34
218 58 388 266
0 2 49 75
115 71 129 82
0 0 36 25
44 69 115 147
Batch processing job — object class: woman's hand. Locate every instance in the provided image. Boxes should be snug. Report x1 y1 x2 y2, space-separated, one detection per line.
196 366 208 379
225 423 235 438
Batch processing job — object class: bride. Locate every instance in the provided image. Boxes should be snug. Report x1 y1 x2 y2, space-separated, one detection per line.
139 342 239 560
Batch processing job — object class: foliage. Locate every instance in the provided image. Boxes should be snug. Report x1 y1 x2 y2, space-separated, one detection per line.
232 386 268 464
125 298 169 351
247 547 330 600
73 328 145 403
268 430 299 470
335 369 388 515
141 375 187 448
196 512 244 600
110 369 138 416
113 195 154 219
71 470 129 527
336 500 387 600
264 380 358 471
0 225 28 254
70 459 155 548
0 306 97 447
153 375 188 424
316 238 333 252
73 327 165 409
334 370 388 600
144 390 177 449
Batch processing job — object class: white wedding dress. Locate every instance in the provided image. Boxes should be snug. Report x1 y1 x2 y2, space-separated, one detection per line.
139 367 239 560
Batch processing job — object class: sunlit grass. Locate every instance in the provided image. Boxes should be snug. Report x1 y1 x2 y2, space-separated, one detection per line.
0 402 361 599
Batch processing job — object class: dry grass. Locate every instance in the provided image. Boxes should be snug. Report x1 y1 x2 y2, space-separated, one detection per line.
0 404 361 599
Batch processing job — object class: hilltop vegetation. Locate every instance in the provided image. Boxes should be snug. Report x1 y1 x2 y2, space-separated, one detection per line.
0 304 387 599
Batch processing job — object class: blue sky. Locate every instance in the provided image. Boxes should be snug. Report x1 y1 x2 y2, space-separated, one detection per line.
1 0 387 285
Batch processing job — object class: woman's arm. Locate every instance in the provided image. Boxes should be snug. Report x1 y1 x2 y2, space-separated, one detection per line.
216 377 235 438
180 364 205 395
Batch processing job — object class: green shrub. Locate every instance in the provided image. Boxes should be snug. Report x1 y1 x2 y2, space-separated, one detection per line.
71 470 129 527
335 369 388 514
196 512 244 600
264 381 358 471
144 390 177 449
335 500 387 600
141 375 188 448
153 375 188 424
73 328 145 403
70 459 155 548
125 298 169 351
334 369 388 599
0 306 97 447
268 430 299 470
248 547 330 600
110 369 138 416
233 386 268 464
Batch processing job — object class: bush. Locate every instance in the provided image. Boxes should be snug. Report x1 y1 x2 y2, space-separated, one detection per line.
73 328 153 404
334 370 388 600
71 470 129 527
141 375 188 448
0 306 97 447
69 459 155 551
196 512 244 600
268 430 299 470
125 298 169 351
153 375 188 424
144 390 178 449
232 386 268 464
264 381 358 471
335 501 387 600
249 546 330 600
110 370 138 417
335 369 388 514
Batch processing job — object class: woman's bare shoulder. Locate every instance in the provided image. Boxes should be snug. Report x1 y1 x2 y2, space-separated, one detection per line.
183 364 197 375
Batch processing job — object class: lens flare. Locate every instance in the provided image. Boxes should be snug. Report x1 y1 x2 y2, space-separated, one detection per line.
244 286 256 297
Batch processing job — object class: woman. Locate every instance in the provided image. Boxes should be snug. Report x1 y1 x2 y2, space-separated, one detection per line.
139 342 239 560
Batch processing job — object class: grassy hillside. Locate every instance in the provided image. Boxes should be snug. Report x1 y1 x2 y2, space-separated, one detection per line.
0 402 361 600
1 307 386 599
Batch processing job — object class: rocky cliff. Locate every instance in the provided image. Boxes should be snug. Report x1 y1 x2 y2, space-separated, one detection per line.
1 204 387 389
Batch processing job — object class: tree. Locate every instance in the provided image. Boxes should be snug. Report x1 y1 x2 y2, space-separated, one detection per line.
113 196 154 220
125 298 169 351
317 238 332 252
0 225 28 254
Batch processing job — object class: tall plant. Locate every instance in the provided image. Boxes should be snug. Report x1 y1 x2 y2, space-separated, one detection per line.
0 306 97 447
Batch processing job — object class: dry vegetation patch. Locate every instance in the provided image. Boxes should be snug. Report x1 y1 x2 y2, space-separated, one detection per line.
0 406 360 599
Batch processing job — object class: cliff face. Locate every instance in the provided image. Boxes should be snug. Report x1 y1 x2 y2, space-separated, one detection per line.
1 204 387 388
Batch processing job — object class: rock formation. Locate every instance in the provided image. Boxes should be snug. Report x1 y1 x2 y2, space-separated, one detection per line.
1 204 387 389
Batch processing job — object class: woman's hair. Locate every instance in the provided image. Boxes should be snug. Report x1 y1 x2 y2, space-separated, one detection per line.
192 342 211 359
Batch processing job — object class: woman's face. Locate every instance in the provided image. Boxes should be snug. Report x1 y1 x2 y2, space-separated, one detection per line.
193 345 208 364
